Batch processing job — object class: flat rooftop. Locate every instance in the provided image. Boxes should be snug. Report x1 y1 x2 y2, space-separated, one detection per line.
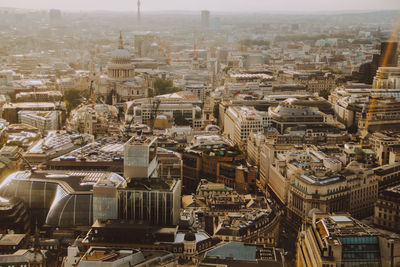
81 247 142 263
127 135 157 146
125 178 177 192
50 137 124 163
0 234 26 246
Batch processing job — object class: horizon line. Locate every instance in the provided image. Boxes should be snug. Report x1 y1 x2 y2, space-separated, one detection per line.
1 6 399 15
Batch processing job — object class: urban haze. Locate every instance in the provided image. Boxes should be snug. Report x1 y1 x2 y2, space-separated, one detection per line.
0 1 399 267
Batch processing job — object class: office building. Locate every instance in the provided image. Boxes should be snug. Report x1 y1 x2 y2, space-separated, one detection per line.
224 106 265 148
18 110 60 134
201 242 286 267
47 137 124 173
356 41 398 84
269 99 325 134
24 130 93 165
368 132 400 165
374 184 400 233
296 212 400 267
69 246 175 267
118 179 182 225
123 136 158 179
333 95 400 132
131 101 202 129
182 136 244 193
0 170 126 228
201 10 210 28
373 162 400 192
2 102 65 124
373 67 400 89
0 197 29 234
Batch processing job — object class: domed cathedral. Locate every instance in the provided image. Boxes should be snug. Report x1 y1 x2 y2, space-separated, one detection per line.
96 32 149 105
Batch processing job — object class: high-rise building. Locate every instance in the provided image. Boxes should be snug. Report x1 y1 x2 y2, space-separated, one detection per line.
122 136 182 225
123 136 158 180
356 41 399 84
201 10 210 29
137 0 141 25
223 106 265 148
49 9 61 25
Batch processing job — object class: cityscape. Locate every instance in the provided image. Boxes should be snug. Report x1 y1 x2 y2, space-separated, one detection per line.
0 0 399 266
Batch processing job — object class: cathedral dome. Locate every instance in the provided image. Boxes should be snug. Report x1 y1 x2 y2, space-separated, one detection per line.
111 48 132 62
110 32 132 62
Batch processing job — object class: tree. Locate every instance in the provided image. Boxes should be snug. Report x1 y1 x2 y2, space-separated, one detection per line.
153 78 181 96
239 39 270 48
213 100 221 123
64 88 84 113
319 89 331 100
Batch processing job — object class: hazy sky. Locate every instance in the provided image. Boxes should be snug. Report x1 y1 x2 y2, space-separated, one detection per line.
2 0 400 12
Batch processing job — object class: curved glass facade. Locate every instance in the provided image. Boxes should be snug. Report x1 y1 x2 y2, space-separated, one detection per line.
0 172 61 209
46 192 93 227
0 171 125 228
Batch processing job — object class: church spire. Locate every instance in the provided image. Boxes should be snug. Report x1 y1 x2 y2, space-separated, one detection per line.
118 31 124 49
33 220 40 253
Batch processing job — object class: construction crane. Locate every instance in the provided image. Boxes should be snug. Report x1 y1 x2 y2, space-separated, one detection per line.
89 80 95 109
149 98 161 130
167 46 171 65
17 152 34 172
193 32 198 59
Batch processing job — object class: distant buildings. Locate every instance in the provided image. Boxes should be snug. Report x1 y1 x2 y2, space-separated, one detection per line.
201 10 210 29
134 34 159 58
49 9 62 25
276 70 336 92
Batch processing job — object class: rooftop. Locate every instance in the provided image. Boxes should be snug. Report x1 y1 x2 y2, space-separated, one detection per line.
50 137 124 163
0 234 25 246
126 136 157 146
81 247 142 263
125 178 177 192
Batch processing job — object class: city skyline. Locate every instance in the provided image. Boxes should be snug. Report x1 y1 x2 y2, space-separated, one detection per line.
2 0 400 12
0 1 400 266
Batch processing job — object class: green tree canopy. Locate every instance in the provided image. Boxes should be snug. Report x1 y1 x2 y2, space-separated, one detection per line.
64 88 84 113
153 78 181 96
